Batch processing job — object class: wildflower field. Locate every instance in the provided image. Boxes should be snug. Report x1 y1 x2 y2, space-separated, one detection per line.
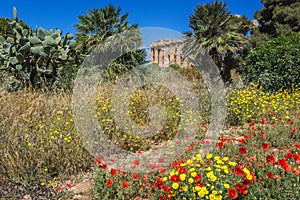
0 67 299 200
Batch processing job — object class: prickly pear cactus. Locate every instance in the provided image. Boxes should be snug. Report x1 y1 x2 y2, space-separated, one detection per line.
0 7 81 91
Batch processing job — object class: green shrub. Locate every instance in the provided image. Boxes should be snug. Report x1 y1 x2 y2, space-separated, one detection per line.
0 8 81 92
169 64 181 70
244 33 300 93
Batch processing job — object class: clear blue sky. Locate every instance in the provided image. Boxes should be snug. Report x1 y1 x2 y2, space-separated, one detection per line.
1 0 263 34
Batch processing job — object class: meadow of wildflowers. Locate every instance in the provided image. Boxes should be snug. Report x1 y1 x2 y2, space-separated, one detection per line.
0 76 299 199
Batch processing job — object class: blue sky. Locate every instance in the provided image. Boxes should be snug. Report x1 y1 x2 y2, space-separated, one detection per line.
1 0 263 34
1 0 263 60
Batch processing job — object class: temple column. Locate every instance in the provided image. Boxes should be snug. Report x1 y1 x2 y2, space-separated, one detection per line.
150 48 154 63
154 48 159 64
158 48 164 66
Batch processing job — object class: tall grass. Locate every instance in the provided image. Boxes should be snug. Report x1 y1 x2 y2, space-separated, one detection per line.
0 89 92 199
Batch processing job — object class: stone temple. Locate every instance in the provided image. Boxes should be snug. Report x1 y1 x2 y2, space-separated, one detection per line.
150 38 192 67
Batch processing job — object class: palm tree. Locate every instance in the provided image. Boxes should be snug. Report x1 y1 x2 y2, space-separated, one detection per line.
74 4 146 80
74 4 137 54
183 1 250 83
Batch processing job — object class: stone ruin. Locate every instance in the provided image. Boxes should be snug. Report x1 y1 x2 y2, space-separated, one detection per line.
150 38 192 67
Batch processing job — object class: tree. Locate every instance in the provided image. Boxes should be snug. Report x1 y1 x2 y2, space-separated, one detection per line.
254 0 300 37
244 33 300 92
183 1 251 83
74 4 137 54
74 4 146 81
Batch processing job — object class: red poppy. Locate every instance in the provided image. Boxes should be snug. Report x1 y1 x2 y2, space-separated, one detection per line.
170 175 181 182
267 172 273 179
259 177 264 182
238 138 246 144
294 144 300 148
111 168 117 177
239 147 247 154
133 159 140 166
234 184 248 195
243 134 250 139
56 186 62 191
287 119 294 125
155 179 164 189
163 185 171 193
278 159 292 171
257 161 263 167
292 168 300 175
249 120 255 126
186 147 193 152
250 156 256 161
228 188 238 199
178 167 187 174
137 150 143 155
132 173 139 181
196 182 205 187
261 142 269 150
101 162 108 170
266 155 276 164
150 163 160 170
293 154 300 164
160 194 168 200
233 164 244 176
195 174 202 182
122 180 130 189
95 157 103 164
160 166 166 174
286 150 294 158
106 179 113 187
119 169 127 175
66 183 72 189
217 142 224 148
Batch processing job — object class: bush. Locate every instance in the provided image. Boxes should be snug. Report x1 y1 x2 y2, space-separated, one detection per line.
244 33 300 93
169 64 181 70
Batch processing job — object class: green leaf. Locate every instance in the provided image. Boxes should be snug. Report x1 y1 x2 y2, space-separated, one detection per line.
7 37 14 44
16 53 25 63
19 44 30 52
69 40 77 49
55 36 62 44
22 29 29 36
45 36 57 46
30 46 43 55
9 57 19 65
16 64 22 71
29 37 42 45
0 36 5 43
66 33 74 39
3 43 11 53
59 54 68 60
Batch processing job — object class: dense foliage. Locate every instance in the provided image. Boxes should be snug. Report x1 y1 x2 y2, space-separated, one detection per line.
244 33 300 92
254 0 300 37
74 4 146 81
183 1 252 83
0 8 81 91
